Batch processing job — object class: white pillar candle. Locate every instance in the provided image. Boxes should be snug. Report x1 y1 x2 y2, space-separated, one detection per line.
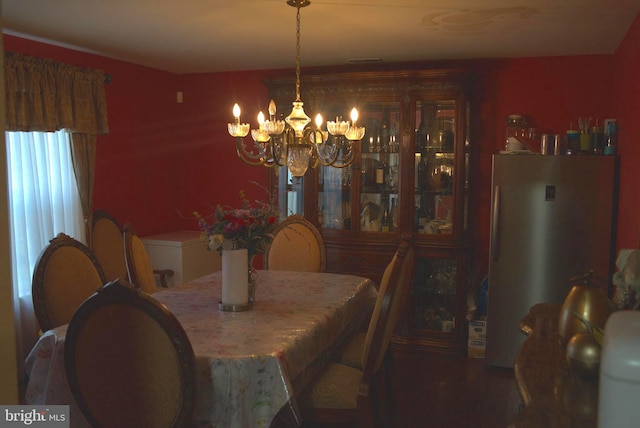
221 248 249 305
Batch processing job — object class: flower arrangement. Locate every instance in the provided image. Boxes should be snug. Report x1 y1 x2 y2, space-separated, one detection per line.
194 190 279 257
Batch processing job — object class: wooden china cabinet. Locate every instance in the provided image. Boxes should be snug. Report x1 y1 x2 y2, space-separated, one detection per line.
266 69 473 354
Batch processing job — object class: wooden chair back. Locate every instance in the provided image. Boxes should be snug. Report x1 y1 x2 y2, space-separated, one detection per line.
264 215 326 272
356 236 414 426
91 209 129 282
124 225 161 293
298 235 415 427
32 233 106 332
362 236 415 373
64 279 197 428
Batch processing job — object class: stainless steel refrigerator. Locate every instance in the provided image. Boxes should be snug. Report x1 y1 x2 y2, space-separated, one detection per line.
485 154 617 368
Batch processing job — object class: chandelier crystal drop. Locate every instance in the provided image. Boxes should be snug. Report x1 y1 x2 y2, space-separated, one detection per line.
227 0 364 182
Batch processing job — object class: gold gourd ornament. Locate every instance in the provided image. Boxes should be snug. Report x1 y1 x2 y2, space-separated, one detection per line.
558 271 614 340
565 311 604 378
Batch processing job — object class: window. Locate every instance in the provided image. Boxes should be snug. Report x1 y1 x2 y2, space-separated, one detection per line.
5 130 84 349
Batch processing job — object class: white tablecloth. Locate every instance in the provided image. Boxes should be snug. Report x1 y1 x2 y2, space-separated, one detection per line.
25 270 376 428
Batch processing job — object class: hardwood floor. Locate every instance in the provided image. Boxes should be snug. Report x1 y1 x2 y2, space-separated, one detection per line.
299 346 522 428
388 347 522 428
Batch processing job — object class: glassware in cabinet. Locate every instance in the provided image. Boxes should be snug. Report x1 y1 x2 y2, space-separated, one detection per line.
318 166 352 230
393 249 471 355
413 257 457 332
360 105 401 233
414 100 456 236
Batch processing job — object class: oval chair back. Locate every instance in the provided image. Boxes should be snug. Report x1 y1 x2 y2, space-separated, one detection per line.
64 279 197 428
265 215 326 272
32 233 106 332
91 209 128 282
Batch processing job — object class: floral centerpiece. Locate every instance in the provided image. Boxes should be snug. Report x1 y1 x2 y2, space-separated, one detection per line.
194 190 279 259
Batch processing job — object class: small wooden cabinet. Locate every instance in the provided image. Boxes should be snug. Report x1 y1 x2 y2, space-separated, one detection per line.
266 69 473 354
141 231 221 286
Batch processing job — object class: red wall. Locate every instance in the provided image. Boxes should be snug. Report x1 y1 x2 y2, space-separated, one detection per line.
171 71 275 220
4 13 640 272
468 57 615 270
612 14 640 250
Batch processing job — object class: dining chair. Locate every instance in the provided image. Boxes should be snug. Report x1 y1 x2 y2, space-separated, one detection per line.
298 236 415 427
264 215 326 272
337 236 415 370
90 209 129 282
124 224 174 293
64 279 197 428
32 233 106 332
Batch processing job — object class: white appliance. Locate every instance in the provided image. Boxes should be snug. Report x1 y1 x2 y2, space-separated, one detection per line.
485 154 617 368
599 310 640 428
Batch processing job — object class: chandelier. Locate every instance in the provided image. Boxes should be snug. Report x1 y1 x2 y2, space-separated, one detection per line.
227 0 365 182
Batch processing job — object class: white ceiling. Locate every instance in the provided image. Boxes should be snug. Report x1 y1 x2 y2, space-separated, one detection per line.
3 0 640 74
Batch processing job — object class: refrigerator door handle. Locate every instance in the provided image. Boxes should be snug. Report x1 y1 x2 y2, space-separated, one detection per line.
491 185 501 263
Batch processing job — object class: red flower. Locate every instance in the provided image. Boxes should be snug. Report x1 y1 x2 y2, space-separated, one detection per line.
194 186 279 256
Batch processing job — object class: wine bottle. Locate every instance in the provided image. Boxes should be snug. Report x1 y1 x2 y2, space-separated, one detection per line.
425 103 441 151
381 206 390 232
390 197 399 230
375 160 385 187
381 109 390 151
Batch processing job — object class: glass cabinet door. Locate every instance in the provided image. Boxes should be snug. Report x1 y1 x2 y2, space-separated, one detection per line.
318 102 401 233
413 257 458 332
414 100 456 235
318 165 352 229
359 105 401 233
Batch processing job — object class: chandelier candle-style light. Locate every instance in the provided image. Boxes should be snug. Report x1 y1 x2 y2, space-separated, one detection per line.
227 0 365 182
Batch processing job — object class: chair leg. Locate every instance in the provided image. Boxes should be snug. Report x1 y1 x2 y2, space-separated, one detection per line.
270 400 301 428
154 269 174 287
358 375 396 428
357 392 375 428
380 350 394 421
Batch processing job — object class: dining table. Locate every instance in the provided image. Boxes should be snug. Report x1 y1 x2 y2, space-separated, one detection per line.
24 270 377 428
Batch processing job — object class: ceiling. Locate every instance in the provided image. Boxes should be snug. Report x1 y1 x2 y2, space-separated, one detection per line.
3 0 640 74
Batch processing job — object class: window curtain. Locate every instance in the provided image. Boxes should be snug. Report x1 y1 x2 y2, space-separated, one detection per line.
4 52 109 382
4 51 109 239
6 131 85 365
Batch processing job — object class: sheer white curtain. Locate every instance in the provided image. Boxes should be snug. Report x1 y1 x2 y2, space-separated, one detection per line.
5 130 85 365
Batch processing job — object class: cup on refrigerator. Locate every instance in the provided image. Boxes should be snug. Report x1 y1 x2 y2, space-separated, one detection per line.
540 134 551 155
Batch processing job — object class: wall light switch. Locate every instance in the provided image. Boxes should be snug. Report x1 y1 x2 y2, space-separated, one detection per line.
177 91 183 103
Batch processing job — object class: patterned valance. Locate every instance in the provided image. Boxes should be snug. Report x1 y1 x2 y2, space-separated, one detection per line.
4 52 109 134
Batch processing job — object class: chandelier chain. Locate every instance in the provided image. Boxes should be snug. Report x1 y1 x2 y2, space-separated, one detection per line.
295 5 302 102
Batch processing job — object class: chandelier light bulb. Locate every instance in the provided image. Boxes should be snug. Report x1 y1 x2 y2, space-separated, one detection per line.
350 108 359 124
268 100 277 119
345 108 365 141
228 103 250 137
